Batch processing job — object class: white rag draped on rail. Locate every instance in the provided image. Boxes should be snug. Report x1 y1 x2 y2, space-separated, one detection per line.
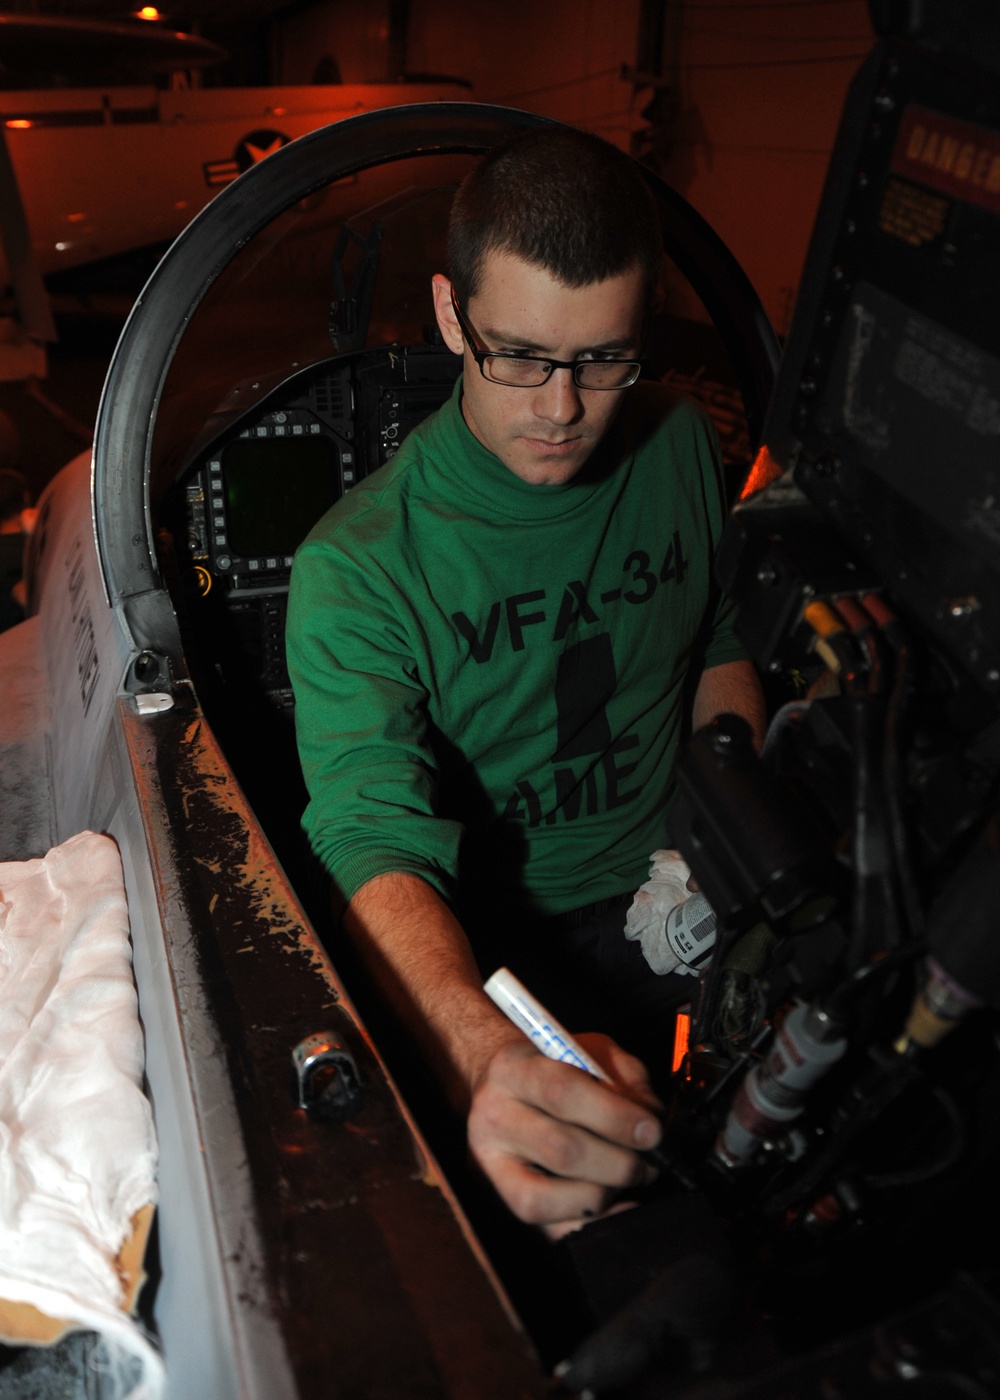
0 830 163 1398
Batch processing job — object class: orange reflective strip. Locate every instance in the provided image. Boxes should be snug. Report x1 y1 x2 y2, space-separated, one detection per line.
738 444 785 501
672 1010 691 1075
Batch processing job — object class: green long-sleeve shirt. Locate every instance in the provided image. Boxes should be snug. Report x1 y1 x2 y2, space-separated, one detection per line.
287 377 744 919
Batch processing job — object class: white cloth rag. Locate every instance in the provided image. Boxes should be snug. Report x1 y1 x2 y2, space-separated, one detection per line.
0 830 163 1398
624 848 702 977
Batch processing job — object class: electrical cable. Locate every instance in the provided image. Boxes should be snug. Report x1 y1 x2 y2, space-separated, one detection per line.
823 628 893 966
862 1084 965 1188
762 1046 922 1217
875 609 926 945
690 1 872 9
707 142 844 153
679 52 867 68
823 942 923 1020
811 597 902 964
495 66 618 104
501 45 866 109
680 29 874 40
691 920 744 1053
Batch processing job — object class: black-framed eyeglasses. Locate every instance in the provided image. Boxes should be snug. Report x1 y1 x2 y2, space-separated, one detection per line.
450 290 641 391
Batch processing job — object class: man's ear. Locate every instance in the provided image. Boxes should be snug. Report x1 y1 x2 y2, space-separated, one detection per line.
431 274 464 356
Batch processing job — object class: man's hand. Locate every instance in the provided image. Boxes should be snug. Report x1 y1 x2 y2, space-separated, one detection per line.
344 873 664 1231
467 1033 663 1232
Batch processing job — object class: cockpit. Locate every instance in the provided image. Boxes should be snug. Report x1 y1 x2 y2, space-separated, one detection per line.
119 107 777 920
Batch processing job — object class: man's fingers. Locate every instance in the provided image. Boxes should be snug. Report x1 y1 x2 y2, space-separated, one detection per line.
490 1041 662 1153
471 1087 656 1190
467 1042 663 1226
470 1096 653 1226
575 1032 663 1111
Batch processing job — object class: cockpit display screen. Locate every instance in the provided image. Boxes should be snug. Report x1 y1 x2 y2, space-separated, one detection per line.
222 437 338 559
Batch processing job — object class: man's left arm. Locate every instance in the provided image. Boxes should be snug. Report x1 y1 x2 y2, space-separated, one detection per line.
692 658 766 751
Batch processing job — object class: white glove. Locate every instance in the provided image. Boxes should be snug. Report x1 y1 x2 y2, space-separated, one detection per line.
624 849 715 977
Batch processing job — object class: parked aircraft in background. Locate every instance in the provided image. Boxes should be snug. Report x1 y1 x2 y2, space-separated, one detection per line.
0 11 461 379
0 10 227 76
1 80 462 288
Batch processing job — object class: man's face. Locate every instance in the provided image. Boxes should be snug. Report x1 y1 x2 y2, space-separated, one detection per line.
432 251 645 486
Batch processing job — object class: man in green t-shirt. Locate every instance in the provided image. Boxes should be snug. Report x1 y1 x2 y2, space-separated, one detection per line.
287 126 764 1235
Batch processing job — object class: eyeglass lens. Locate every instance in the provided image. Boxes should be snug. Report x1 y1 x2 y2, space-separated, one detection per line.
483 355 638 389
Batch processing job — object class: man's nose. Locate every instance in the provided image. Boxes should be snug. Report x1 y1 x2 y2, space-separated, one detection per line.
533 367 583 424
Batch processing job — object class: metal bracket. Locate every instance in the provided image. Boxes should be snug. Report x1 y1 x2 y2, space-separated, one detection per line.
125 648 173 696
292 1032 364 1122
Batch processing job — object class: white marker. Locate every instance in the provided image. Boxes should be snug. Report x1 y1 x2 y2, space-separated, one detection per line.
484 967 614 1082
483 965 694 1186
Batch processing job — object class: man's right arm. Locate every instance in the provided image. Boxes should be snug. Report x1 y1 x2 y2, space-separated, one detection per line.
288 539 662 1228
344 870 664 1229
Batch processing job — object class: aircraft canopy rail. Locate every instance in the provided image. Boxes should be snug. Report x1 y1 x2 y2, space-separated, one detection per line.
90 101 780 684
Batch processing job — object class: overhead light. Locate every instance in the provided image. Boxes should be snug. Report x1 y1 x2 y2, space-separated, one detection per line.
136 6 162 20
6 119 32 129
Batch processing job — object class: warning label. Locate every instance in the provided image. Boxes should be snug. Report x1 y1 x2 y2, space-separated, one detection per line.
877 176 949 250
891 104 1000 217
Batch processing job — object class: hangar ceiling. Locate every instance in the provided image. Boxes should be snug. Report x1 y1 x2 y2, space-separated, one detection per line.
0 2 311 85
3 1 294 30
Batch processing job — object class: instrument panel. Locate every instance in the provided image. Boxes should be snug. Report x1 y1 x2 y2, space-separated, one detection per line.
174 344 461 707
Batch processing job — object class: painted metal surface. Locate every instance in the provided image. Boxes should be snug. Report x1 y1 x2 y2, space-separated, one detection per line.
5 433 547 1393
118 689 542 1397
0 615 52 859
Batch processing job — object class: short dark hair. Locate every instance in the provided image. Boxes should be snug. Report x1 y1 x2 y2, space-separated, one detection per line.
448 125 662 303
